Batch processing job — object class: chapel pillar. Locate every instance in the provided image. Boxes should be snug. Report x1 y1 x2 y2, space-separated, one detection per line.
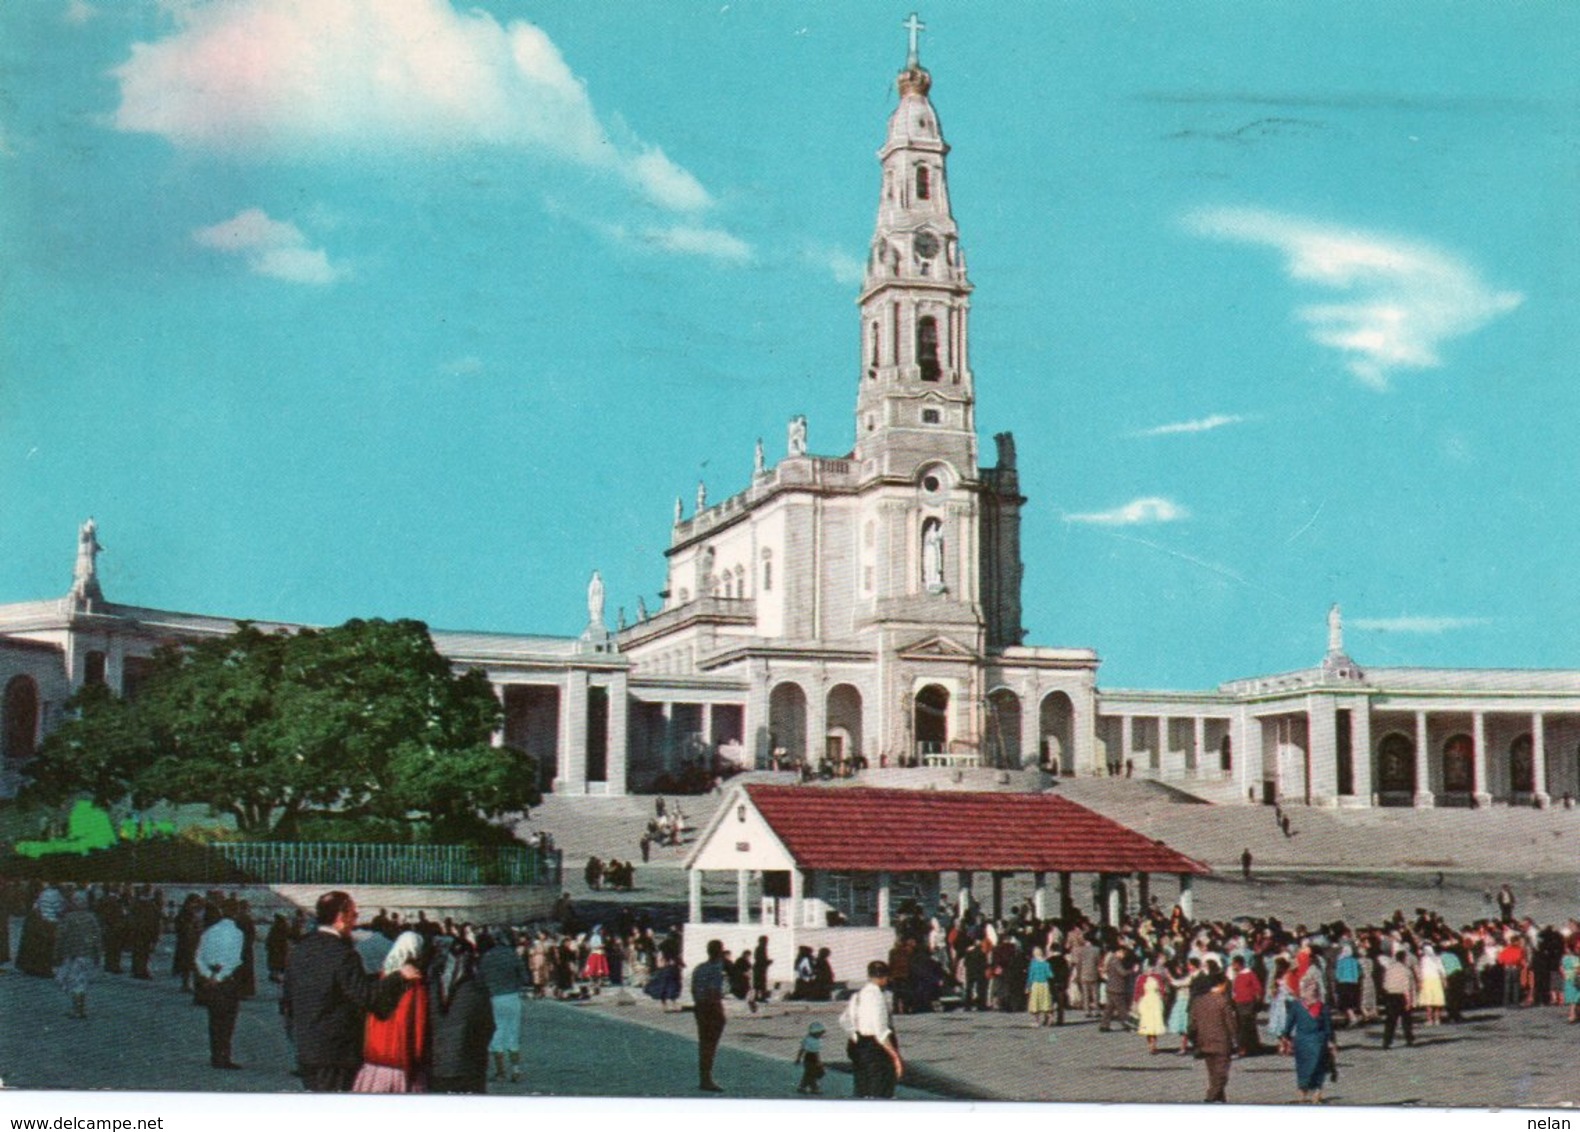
877 872 892 928
1532 713 1550 807
1350 703 1374 805
558 670 589 794
1413 710 1434 808
1032 872 1048 920
1472 710 1491 807
1119 715 1134 776
605 674 629 795
956 871 974 917
1178 874 1195 921
1192 716 1206 776
688 868 704 924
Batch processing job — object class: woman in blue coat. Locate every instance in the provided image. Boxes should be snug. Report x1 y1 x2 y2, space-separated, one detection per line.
1280 982 1338 1103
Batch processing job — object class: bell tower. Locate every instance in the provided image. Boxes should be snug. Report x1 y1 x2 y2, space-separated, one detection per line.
853 17 976 479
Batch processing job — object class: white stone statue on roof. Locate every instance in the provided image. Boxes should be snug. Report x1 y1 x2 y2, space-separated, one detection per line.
1327 602 1343 654
71 517 103 604
787 414 808 457
587 570 605 628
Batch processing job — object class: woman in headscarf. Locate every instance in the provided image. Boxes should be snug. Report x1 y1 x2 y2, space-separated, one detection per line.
428 937 495 1094
53 890 103 1019
351 930 431 1093
1280 977 1337 1103
1418 943 1447 1025
15 880 63 977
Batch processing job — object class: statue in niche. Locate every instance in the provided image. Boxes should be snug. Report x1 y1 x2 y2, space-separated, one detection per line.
754 437 765 476
922 518 945 591
71 517 103 602
587 570 605 628
787 414 808 457
993 431 1017 470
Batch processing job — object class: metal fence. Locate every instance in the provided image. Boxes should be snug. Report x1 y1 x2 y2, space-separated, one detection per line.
208 842 561 888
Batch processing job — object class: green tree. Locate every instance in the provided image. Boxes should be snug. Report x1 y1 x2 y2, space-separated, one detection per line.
24 619 539 837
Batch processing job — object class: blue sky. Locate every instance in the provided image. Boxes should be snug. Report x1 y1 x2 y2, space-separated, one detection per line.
1 0 1576 689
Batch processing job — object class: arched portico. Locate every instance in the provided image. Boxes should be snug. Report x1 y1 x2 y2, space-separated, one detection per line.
914 684 950 761
1039 691 1075 775
1376 732 1416 802
826 683 864 767
769 682 808 764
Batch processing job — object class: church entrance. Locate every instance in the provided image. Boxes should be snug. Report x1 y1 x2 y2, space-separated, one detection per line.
1441 734 1474 801
2 675 38 762
914 684 950 762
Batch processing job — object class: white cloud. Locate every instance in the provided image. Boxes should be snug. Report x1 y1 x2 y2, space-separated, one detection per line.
439 355 484 376
112 0 712 214
640 225 752 264
1132 413 1248 437
1186 207 1523 388
1065 497 1190 525
192 207 346 285
1350 616 1489 634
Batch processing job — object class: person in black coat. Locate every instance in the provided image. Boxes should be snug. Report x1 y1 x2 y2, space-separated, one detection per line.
282 891 421 1092
429 938 496 1094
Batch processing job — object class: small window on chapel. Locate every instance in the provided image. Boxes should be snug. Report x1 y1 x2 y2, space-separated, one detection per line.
922 408 941 424
916 165 931 200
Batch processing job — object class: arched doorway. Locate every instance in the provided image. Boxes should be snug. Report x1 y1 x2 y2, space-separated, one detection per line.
3 676 40 762
914 684 949 761
826 684 864 769
1376 732 1416 801
1039 691 1075 775
1509 734 1535 795
984 688 1022 769
1442 734 1474 796
768 682 808 767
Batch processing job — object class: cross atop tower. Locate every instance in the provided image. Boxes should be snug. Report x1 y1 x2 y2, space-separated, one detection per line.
903 12 925 67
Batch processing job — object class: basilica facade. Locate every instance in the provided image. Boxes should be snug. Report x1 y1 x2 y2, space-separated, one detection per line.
4 47 1579 812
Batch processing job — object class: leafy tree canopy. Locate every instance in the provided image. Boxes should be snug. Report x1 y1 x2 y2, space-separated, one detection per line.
24 619 539 837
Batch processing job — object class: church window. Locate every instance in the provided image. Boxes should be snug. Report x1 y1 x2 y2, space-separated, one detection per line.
85 651 107 686
922 408 940 424
916 316 940 381
869 320 879 374
1510 734 1535 793
763 562 772 591
863 565 874 593
922 474 941 494
916 165 931 200
3 675 39 761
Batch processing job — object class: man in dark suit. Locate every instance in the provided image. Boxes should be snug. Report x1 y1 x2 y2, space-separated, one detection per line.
282 891 420 1092
1189 972 1239 1102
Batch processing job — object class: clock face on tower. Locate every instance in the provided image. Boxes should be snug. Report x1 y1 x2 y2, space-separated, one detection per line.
913 230 940 259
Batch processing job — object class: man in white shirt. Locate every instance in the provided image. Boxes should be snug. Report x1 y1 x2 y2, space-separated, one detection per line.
842 960 904 1098
195 900 246 1070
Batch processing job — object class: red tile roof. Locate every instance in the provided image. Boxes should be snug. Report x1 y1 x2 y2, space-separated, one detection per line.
742 784 1210 875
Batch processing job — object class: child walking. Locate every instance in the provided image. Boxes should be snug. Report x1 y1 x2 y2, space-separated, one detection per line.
794 1021 826 1094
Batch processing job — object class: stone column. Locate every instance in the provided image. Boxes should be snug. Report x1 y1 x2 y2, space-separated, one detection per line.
1472 710 1491 807
1178 874 1195 921
737 869 750 925
689 868 703 924
806 684 828 768
957 871 974 917
1105 875 1123 926
1413 710 1434 808
605 674 629 796
1022 685 1041 768
1158 714 1175 776
1120 715 1134 776
1351 703 1374 805
1306 695 1337 806
490 683 507 747
1533 713 1550 807
745 667 770 769
877 872 891 928
1032 872 1048 920
702 702 715 752
558 670 589 794
660 702 676 773
1193 716 1206 776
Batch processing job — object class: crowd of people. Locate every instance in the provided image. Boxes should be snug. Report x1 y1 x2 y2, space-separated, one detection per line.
5 873 1579 1102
